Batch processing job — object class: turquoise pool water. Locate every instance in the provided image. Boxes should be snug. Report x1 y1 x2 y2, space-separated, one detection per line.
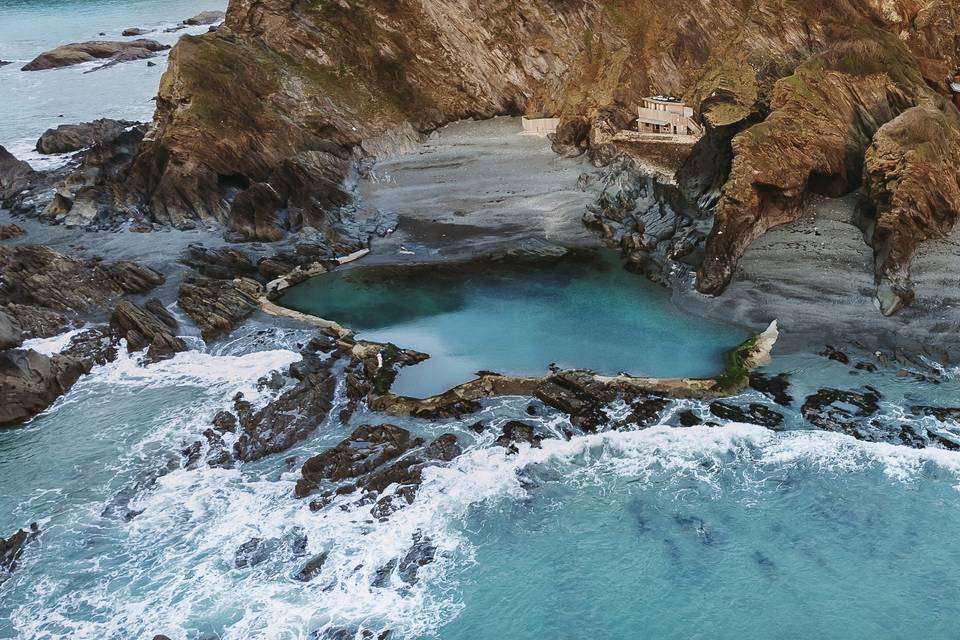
279 250 749 397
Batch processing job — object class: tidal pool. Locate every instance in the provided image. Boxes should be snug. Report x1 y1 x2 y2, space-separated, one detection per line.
279 249 749 397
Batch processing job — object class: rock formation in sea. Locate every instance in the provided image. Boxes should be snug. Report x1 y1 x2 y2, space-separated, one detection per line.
21 39 170 71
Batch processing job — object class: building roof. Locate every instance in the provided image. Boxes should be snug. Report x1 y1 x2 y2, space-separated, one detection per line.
645 95 683 103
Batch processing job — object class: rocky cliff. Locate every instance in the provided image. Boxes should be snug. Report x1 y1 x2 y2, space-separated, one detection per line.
88 1 960 308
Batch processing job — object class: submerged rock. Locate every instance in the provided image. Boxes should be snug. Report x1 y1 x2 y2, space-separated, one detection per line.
0 523 40 584
709 401 784 428
21 39 169 71
801 387 882 436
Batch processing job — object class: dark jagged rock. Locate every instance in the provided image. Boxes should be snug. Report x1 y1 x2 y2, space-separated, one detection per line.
819 345 850 365
4 303 69 342
177 276 260 341
294 551 329 582
0 349 87 425
748 372 793 406
534 370 619 431
677 410 702 427
122 27 151 37
21 39 169 71
0 245 163 314
423 434 462 461
110 300 186 359
296 426 462 519
0 523 40 584
183 10 225 25
181 244 256 280
232 344 339 462
212 410 238 433
801 387 882 435
0 146 37 205
397 534 436 585
911 406 960 423
627 396 670 427
709 401 785 428
494 421 542 451
61 325 120 367
144 298 177 329
35 118 136 155
409 399 481 421
0 223 26 240
295 425 423 498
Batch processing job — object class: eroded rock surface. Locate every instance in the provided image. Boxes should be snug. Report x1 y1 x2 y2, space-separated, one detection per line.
21 39 169 71
36 118 137 155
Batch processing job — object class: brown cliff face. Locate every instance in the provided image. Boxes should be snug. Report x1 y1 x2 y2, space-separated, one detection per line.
127 0 959 310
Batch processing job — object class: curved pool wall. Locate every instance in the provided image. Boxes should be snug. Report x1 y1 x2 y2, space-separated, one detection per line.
278 249 750 397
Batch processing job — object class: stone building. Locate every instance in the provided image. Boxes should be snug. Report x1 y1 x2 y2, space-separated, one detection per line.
636 96 702 137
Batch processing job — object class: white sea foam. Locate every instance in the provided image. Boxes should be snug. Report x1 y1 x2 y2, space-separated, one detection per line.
19 326 88 355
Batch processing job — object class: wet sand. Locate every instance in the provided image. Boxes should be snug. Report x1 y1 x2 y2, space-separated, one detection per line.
356 117 602 264
674 195 960 362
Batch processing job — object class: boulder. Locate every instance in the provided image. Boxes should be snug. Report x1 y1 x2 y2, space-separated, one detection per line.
0 349 87 425
122 27 151 37
181 244 256 280
21 39 169 71
35 118 137 155
0 146 37 205
182 10 225 25
110 300 186 359
176 276 260 341
0 223 25 240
